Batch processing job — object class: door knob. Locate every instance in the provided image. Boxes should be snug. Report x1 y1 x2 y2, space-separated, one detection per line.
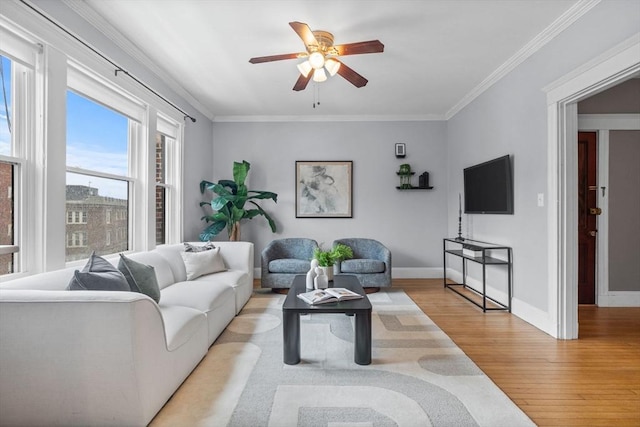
589 207 602 215
589 230 597 237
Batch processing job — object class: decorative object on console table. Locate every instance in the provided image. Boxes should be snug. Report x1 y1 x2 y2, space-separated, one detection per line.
296 160 353 218
457 193 464 241
395 143 406 158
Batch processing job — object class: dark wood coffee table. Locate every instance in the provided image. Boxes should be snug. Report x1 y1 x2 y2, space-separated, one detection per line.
282 275 372 365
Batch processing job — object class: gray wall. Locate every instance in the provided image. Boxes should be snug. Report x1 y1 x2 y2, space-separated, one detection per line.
210 121 448 271
609 130 640 291
446 1 640 312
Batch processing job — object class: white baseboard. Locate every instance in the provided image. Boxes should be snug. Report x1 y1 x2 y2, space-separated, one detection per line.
598 291 640 307
511 297 558 338
255 267 444 280
391 267 442 279
446 268 559 338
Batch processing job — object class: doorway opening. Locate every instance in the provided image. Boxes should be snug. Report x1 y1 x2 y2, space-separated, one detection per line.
545 34 640 339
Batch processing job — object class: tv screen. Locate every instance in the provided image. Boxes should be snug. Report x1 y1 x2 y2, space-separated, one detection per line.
464 155 513 214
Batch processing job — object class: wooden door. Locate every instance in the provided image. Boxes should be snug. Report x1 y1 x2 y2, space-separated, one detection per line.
578 132 597 304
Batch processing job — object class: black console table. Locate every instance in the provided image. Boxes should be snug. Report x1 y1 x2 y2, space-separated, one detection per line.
443 237 512 312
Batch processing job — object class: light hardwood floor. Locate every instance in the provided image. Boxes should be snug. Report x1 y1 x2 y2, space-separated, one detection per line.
397 279 640 427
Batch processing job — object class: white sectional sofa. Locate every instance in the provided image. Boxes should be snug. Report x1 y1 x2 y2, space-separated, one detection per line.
0 241 253 427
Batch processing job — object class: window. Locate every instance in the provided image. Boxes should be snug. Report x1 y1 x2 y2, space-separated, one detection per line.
155 133 166 245
66 231 87 248
156 115 181 246
66 210 87 224
1 19 183 277
0 48 32 277
66 89 133 261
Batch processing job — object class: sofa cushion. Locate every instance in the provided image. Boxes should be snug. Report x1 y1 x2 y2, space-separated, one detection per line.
160 280 235 314
67 252 131 291
269 258 310 274
181 247 227 280
340 259 386 274
184 242 216 252
118 254 161 303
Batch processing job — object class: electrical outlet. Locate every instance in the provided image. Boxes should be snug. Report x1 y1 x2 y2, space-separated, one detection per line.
537 193 544 207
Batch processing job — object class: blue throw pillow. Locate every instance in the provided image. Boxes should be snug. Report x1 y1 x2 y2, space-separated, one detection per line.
67 252 130 291
118 254 161 303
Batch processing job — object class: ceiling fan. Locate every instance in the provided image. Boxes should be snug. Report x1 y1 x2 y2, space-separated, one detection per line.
249 21 384 91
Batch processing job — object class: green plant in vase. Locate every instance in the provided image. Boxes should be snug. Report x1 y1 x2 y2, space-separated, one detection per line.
313 243 353 281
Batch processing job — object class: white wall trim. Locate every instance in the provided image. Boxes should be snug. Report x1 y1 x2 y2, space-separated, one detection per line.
578 114 640 130
545 33 640 339
598 291 640 307
253 267 444 281
511 297 557 337
446 0 601 120
213 114 446 123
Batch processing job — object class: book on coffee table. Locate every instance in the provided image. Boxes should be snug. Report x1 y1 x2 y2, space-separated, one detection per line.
297 288 363 305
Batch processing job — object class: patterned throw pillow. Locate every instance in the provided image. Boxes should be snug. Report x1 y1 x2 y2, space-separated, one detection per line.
67 251 130 291
118 254 161 303
184 242 216 252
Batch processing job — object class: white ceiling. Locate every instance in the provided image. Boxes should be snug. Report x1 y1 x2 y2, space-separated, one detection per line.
72 0 584 121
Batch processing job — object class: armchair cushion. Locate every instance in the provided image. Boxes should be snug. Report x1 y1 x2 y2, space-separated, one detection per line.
268 259 311 274
340 259 385 274
261 238 319 289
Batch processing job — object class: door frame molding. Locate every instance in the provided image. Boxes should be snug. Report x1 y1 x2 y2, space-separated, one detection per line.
544 34 640 339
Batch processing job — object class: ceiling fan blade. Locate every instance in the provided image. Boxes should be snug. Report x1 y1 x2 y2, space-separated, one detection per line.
289 21 318 48
336 61 368 88
334 40 384 56
249 53 302 64
293 73 312 91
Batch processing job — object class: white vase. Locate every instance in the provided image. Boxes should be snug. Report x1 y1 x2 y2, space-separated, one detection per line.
314 267 328 289
319 266 334 282
306 259 319 290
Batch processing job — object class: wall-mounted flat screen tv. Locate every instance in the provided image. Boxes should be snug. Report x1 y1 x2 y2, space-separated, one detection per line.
463 155 513 214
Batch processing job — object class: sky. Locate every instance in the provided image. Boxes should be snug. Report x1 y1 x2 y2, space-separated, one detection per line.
1 54 130 199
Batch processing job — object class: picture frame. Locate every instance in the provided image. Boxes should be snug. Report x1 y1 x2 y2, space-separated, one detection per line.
395 143 406 158
296 161 353 218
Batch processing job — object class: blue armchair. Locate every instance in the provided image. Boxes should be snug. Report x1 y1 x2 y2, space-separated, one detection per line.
261 238 319 290
333 238 392 289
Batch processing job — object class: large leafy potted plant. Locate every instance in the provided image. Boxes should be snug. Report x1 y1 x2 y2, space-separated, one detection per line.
200 160 277 241
313 243 353 281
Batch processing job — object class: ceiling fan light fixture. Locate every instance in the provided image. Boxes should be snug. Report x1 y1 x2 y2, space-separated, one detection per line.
297 60 312 77
324 58 340 76
313 68 327 82
308 51 325 69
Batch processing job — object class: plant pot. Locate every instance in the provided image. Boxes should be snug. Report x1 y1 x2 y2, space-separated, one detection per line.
319 266 334 281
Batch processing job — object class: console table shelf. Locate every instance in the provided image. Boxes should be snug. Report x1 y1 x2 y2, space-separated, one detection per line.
443 238 512 312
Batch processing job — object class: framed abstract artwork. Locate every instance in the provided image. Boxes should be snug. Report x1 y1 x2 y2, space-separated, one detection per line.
295 161 353 218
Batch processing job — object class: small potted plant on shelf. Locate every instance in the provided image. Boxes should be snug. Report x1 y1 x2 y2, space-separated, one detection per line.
313 243 353 281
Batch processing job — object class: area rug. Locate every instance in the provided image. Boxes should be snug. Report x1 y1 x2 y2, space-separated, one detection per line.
150 289 535 427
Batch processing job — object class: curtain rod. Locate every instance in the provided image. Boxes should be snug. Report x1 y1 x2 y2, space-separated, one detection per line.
19 0 197 123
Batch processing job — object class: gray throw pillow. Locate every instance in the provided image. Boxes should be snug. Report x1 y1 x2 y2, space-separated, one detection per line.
67 252 130 291
184 242 216 252
118 254 161 303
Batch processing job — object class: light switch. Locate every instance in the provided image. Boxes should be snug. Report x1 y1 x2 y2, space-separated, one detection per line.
537 193 544 207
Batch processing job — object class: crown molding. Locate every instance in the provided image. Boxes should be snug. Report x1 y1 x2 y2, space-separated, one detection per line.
445 0 601 120
212 114 446 123
60 0 213 120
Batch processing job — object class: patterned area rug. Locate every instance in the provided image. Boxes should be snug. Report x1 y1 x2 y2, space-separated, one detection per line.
151 289 534 427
